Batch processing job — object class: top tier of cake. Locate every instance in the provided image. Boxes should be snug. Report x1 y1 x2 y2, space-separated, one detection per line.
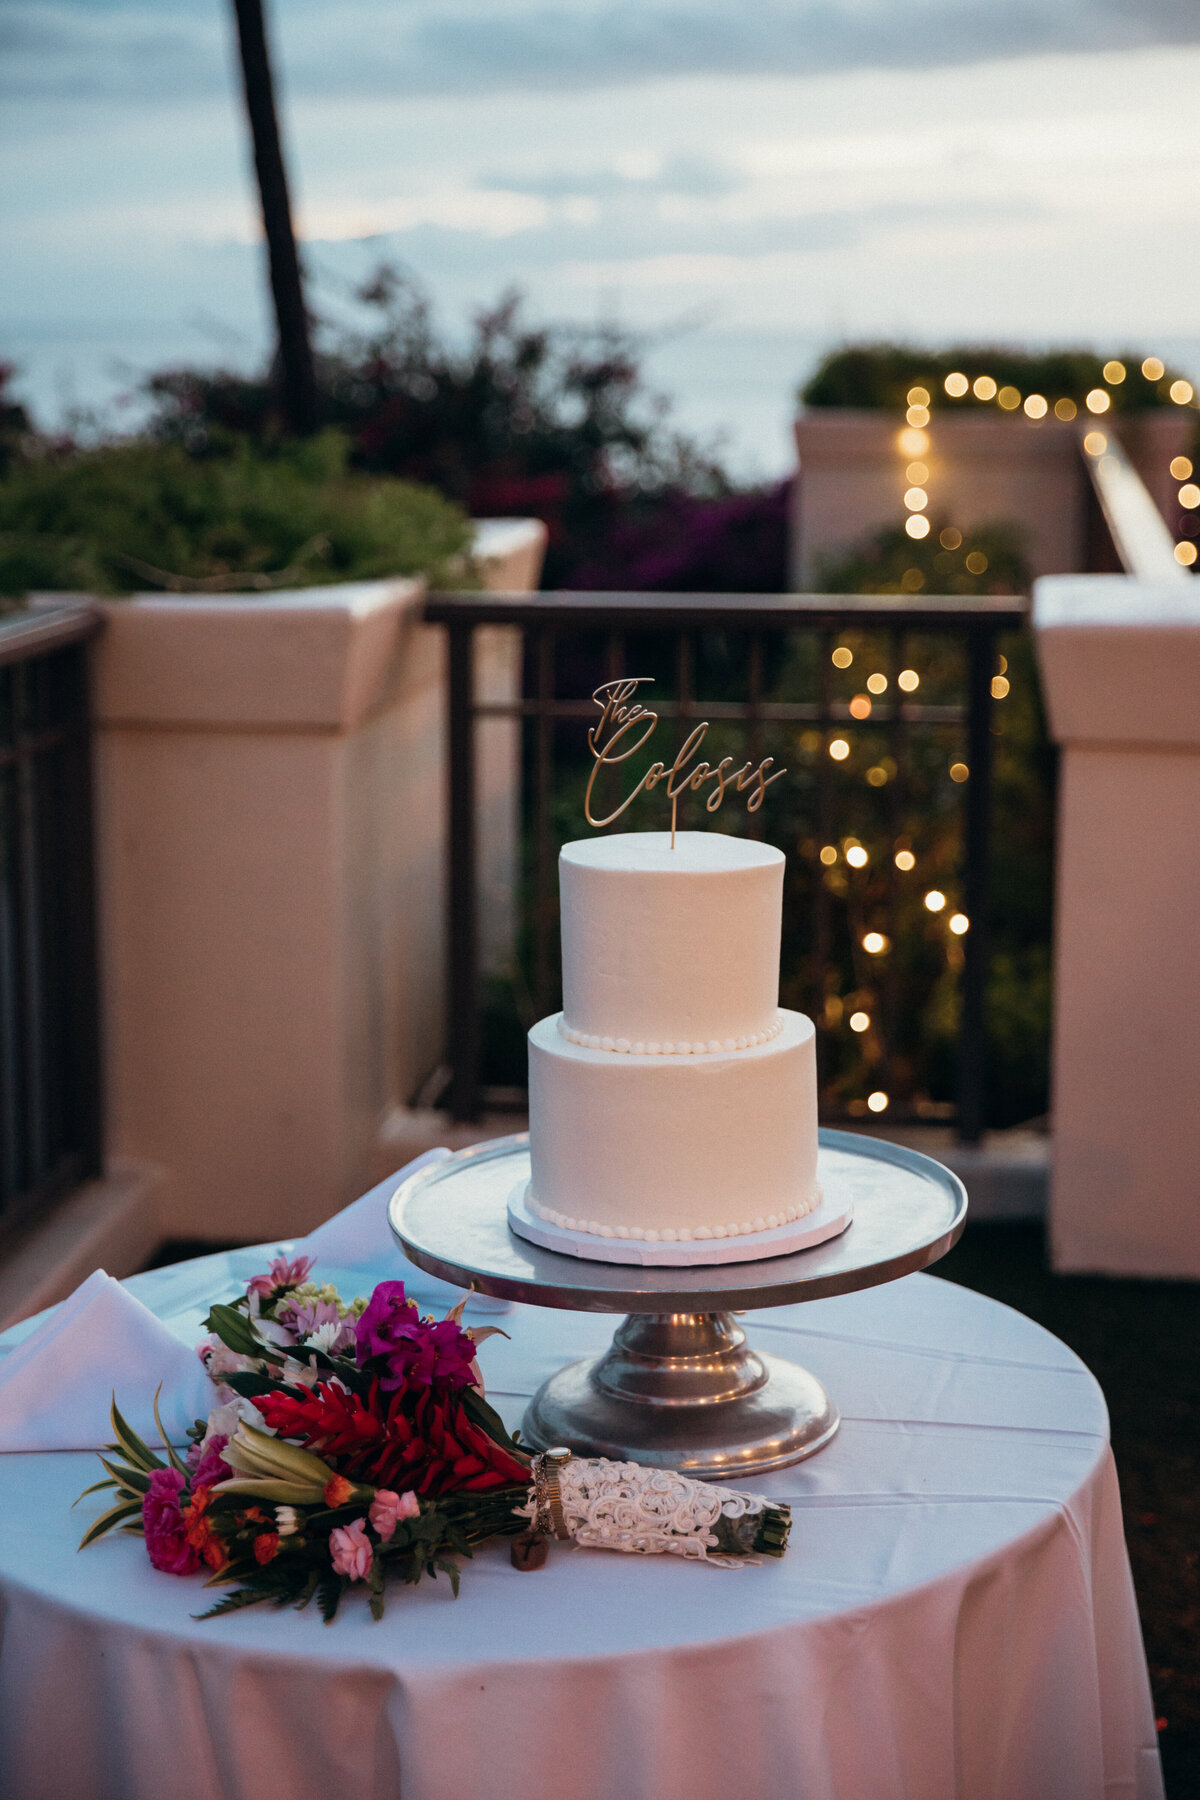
558 831 784 1051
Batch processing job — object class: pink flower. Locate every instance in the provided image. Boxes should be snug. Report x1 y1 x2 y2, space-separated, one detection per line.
369 1488 421 1541
276 1296 356 1353
142 1468 201 1575
186 1433 230 1491
329 1517 373 1582
247 1254 315 1298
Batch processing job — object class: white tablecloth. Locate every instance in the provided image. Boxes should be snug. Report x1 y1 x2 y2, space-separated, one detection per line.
0 1250 1164 1800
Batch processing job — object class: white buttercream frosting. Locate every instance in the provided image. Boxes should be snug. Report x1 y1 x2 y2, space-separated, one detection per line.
557 1015 785 1055
559 832 784 1050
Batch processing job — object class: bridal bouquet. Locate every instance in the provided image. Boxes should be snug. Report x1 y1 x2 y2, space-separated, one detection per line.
78 1256 791 1621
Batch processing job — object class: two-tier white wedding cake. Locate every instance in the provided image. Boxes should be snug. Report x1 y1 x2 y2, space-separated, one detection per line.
523 830 821 1248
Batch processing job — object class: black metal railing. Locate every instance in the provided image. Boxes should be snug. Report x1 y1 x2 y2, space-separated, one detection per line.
0 603 103 1238
426 589 1026 1140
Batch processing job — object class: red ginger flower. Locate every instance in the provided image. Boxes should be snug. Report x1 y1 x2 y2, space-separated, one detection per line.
254 1379 527 1497
253 1531 280 1565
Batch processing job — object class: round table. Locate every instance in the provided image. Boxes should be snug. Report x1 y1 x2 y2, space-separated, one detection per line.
0 1243 1164 1800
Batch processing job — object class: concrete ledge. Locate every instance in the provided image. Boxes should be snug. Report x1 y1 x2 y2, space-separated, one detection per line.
0 1163 165 1331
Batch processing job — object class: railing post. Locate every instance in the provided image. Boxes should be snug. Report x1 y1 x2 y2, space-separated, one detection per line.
956 628 995 1144
446 621 480 1123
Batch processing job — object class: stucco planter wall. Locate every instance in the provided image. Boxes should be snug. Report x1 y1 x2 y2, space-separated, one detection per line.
1034 572 1200 1277
89 520 544 1240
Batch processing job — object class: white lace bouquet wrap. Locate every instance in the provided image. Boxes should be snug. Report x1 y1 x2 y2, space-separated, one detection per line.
515 1454 791 1567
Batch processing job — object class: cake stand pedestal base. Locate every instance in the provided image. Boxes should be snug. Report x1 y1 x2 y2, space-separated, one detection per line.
522 1310 838 1475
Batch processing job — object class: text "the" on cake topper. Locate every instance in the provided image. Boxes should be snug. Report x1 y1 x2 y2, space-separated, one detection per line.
584 678 786 846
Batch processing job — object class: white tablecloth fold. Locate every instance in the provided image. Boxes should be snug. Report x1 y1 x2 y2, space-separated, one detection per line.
0 1269 211 1452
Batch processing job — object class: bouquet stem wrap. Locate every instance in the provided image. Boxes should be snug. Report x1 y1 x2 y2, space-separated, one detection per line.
517 1453 791 1567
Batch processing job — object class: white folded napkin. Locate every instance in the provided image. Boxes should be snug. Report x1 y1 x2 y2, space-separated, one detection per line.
0 1269 212 1453
299 1148 511 1313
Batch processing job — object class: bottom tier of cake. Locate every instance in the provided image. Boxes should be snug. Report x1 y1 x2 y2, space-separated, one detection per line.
526 1009 819 1241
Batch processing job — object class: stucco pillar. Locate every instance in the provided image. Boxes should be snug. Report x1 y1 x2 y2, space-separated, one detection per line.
1034 574 1200 1276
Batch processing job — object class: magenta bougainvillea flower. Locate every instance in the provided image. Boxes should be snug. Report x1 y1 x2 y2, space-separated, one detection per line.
354 1281 478 1391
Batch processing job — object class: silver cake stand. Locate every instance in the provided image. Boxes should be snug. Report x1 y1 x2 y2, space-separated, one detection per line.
387 1129 966 1478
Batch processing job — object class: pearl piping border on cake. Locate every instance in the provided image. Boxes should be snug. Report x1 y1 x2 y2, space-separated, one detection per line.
525 1183 822 1243
557 1014 785 1056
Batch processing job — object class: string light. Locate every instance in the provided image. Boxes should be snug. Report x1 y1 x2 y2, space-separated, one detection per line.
1170 380 1195 405
846 845 869 868
898 427 929 456
1175 542 1198 566
906 461 929 483
925 890 946 912
949 913 970 935
1023 394 1048 419
991 674 1010 698
867 1091 889 1113
1178 484 1200 509
832 645 853 668
849 695 872 719
894 849 916 870
1086 389 1111 414
862 932 888 954
1103 360 1126 384
1083 430 1108 456
973 376 997 400
998 386 1021 410
849 1011 870 1032
898 669 920 691
944 372 968 397
866 673 888 694
819 844 838 865
1170 457 1193 480
1142 356 1165 381
905 516 931 540
829 738 850 760
950 762 969 782
904 487 928 511
907 387 930 407
1054 398 1077 420
907 404 930 428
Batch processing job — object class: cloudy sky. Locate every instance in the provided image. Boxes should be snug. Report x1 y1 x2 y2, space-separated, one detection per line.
4 0 1200 472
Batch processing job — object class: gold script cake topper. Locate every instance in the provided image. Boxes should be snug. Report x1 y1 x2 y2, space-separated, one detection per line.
584 677 786 846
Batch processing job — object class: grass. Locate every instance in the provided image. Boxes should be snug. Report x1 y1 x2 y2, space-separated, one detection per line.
938 1220 1200 1799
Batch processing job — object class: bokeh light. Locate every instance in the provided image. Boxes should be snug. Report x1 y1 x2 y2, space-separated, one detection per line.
1178 484 1200 509
1170 380 1195 405
905 516 931 539
904 486 928 511
867 1091 889 1113
906 404 931 428
898 427 930 457
965 550 988 574
894 849 916 871
991 674 1010 699
906 461 929 484
1023 394 1048 419
846 845 869 868
898 669 920 691
949 914 970 935
1175 542 1198 566
997 386 1021 410
832 645 853 668
849 694 872 719
819 844 838 865
849 1011 870 1033
944 373 969 397
1170 457 1193 480
1142 357 1166 381
1054 398 1077 421
907 386 930 407
924 890 946 912
866 766 888 787
866 672 888 694
1083 430 1108 456
939 527 962 550
1103 360 1126 384
949 762 970 783
973 376 997 400
862 933 888 954
1086 389 1111 414
829 737 850 760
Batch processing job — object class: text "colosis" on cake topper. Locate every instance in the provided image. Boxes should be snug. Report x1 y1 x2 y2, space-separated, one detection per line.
584 678 786 845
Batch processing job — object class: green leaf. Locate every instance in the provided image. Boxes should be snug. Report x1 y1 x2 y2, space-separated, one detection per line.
434 1557 462 1598
109 1397 166 1474
317 1572 347 1624
368 1555 387 1622
294 1567 321 1612
202 1303 284 1364
195 1585 271 1621
221 1371 307 1402
97 1455 151 1495
72 1478 117 1507
78 1496 144 1550
153 1385 189 1474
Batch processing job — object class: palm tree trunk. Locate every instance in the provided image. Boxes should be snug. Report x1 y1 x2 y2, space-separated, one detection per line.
231 0 317 436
